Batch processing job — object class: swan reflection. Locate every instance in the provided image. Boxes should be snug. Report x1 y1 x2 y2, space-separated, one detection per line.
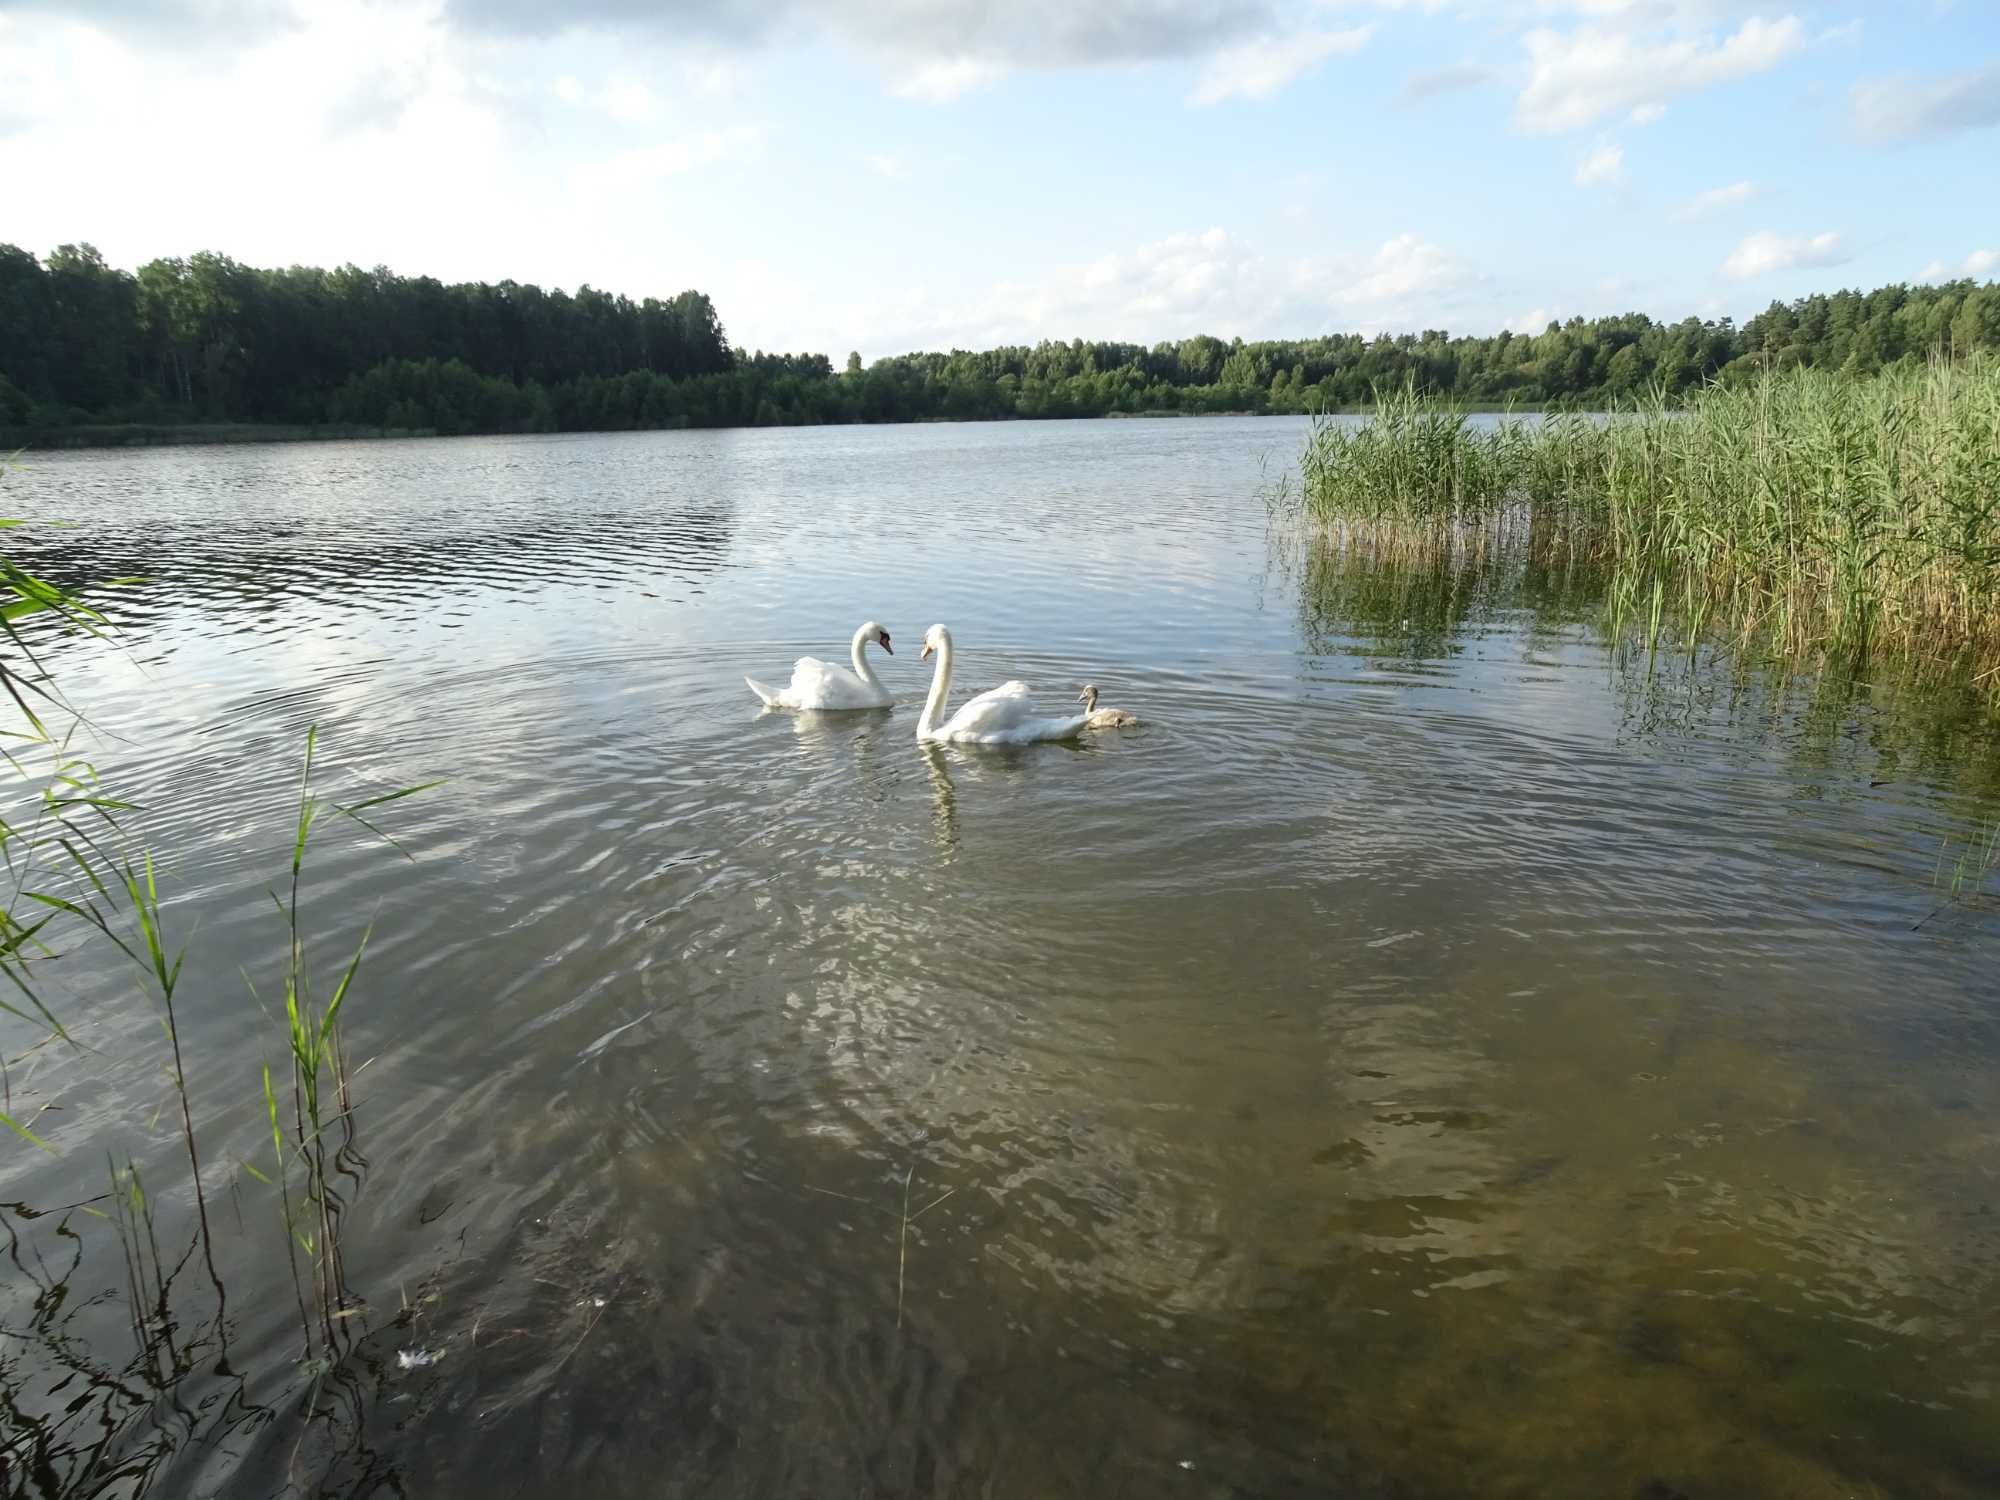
921 741 959 853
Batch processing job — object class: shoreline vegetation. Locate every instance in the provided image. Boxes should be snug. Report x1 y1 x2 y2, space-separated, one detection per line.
3 402 1578 451
1 420 445 448
3 241 1997 449
2 404 1564 451
1 482 443 1474
1290 356 2000 697
0 408 1548 450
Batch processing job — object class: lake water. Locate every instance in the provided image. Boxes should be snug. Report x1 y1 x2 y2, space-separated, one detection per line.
3 418 1998 1499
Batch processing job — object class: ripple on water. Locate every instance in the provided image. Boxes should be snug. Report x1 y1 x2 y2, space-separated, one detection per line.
3 420 1998 1499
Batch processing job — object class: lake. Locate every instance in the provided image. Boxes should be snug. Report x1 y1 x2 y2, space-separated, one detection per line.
3 417 1998 1499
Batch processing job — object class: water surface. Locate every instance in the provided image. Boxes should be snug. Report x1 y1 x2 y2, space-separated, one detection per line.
3 419 1998 1498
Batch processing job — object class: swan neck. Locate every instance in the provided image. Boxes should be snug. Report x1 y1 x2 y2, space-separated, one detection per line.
849 624 883 689
919 634 954 737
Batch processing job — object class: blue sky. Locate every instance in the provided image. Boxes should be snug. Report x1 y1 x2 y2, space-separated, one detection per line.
2 1 1995 358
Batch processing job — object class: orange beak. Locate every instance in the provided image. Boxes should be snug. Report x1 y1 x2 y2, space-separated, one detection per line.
878 631 893 655
920 642 934 660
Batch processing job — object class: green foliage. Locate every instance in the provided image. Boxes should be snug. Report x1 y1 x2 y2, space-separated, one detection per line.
0 471 433 1472
1940 819 2000 903
0 242 731 426
0 505 212 1166
0 478 431 1341
1298 382 1529 524
0 512 136 1131
4 241 1998 440
1298 357 2000 687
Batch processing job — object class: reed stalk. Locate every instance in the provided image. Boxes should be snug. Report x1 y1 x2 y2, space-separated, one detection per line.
1299 357 2000 687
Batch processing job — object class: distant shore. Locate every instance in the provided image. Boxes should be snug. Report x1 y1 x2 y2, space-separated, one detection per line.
3 421 439 451
6 404 1565 452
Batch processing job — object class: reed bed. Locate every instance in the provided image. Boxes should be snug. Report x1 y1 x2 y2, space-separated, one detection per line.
1299 357 2000 683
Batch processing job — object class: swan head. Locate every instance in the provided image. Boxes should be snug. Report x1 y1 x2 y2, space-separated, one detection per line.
861 620 892 655
920 624 950 661
1078 684 1100 710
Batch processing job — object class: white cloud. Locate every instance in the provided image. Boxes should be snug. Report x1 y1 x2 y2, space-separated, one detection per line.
728 226 1485 358
1188 26 1374 104
444 0 1343 102
555 66 732 120
1573 140 1625 188
891 56 1005 101
1851 62 2000 143
1670 178 1756 221
447 0 1277 60
0 4 545 277
1720 229 1847 281
1918 248 2000 283
866 152 905 178
1515 14 1805 132
1628 101 1666 124
681 54 745 99
1398 62 1492 103
596 76 660 124
573 126 765 192
1342 231 1472 310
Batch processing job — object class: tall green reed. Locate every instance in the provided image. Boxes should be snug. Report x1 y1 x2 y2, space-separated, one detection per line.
247 726 439 1349
0 506 143 1147
1298 357 2000 687
1908 816 2000 933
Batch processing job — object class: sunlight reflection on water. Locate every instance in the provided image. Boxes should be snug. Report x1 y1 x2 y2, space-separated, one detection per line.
3 418 1998 1499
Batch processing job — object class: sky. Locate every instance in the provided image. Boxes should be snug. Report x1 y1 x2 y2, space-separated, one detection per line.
1 0 1996 359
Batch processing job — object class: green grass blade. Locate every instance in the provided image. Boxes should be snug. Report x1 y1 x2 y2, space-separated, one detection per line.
1 1110 53 1151
319 924 374 1049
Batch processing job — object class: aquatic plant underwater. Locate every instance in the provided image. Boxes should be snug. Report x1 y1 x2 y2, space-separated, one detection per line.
0 475 445 1493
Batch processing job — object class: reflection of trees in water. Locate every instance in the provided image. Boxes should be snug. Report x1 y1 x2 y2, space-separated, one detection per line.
1295 529 1603 663
5 500 739 640
1295 531 2000 799
1612 642 2000 803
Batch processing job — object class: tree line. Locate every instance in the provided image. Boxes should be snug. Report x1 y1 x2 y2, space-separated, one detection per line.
0 244 731 429
4 241 1998 438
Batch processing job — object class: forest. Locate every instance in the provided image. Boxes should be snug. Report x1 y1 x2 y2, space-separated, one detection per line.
4 242 1999 439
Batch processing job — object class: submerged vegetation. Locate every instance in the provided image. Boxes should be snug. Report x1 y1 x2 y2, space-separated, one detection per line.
1297 357 2000 691
2 241 1998 442
0 480 443 1487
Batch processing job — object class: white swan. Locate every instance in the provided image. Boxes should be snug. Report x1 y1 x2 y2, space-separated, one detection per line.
1077 684 1139 728
746 621 894 710
916 624 1088 744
